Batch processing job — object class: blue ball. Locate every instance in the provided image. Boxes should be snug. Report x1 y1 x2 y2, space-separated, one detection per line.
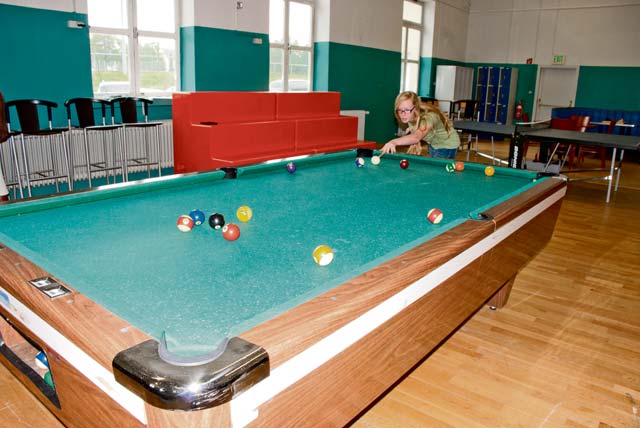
355 157 365 167
35 351 49 369
189 209 206 226
286 162 297 173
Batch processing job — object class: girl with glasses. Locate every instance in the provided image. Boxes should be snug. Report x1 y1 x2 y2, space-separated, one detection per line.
380 91 459 159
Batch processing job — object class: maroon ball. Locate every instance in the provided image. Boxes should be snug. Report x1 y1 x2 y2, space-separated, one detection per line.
399 159 409 169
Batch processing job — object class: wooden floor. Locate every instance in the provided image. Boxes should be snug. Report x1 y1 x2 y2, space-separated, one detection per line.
1 143 639 428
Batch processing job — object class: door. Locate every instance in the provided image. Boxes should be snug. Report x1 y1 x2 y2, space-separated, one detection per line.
534 66 579 121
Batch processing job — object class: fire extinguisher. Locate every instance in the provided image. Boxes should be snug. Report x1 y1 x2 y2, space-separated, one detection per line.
514 100 523 120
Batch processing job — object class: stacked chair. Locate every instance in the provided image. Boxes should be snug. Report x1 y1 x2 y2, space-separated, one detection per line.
110 97 163 181
0 92 24 199
5 99 72 197
65 98 125 188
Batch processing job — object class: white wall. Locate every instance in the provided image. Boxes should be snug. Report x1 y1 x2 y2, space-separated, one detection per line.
431 0 470 61
466 0 640 66
316 0 403 52
183 0 269 33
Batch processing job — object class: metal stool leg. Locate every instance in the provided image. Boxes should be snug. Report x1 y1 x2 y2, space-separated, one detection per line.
83 128 93 188
155 125 162 177
19 134 33 197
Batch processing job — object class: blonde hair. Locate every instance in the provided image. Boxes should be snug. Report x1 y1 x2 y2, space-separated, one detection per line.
393 91 453 155
394 91 453 133
422 102 454 133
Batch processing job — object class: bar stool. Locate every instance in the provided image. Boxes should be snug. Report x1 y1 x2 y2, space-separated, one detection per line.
65 98 125 188
0 92 24 199
111 97 163 181
5 99 72 197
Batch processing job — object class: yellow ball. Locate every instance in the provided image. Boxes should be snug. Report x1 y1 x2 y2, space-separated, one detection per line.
236 205 253 222
484 166 495 177
313 245 334 266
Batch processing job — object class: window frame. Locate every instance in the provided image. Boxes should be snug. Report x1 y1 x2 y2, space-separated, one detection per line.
88 0 180 97
269 0 315 92
401 0 423 93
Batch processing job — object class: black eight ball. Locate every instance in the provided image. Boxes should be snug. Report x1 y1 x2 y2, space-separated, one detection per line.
208 213 225 230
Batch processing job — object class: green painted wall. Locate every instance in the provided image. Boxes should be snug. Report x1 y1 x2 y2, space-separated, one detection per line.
315 42 400 143
576 67 640 110
0 4 92 127
180 26 269 92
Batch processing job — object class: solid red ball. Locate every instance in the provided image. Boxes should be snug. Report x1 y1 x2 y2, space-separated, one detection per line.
222 223 241 241
399 159 409 169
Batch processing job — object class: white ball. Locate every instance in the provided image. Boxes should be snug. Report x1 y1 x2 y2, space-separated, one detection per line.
371 155 381 165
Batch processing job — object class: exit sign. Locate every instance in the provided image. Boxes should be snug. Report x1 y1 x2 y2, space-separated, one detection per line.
553 54 566 65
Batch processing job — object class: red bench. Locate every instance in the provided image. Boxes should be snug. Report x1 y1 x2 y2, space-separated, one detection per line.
172 91 375 173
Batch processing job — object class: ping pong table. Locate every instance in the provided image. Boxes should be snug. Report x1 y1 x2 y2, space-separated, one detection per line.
453 120 640 203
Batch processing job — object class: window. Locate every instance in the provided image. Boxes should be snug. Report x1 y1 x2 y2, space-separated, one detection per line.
88 0 178 97
401 0 423 93
269 0 314 92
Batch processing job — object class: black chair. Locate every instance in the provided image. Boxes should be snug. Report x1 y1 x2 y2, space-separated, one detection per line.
0 92 25 200
65 98 125 188
450 99 479 120
111 97 163 181
5 99 72 197
419 96 438 106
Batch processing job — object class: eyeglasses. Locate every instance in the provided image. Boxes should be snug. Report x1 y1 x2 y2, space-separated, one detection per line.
396 107 415 115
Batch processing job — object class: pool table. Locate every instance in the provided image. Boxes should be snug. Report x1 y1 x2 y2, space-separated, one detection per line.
0 151 566 428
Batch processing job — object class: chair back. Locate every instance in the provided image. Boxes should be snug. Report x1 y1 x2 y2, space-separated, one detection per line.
112 97 153 124
419 97 438 106
575 115 590 132
5 99 57 133
65 98 114 128
550 117 575 131
451 99 478 120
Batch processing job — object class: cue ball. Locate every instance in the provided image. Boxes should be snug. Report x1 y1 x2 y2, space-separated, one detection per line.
286 162 297 173
189 209 205 226
399 159 409 169
485 166 495 177
445 162 456 173
371 155 381 165
455 161 465 171
222 223 241 241
427 208 444 224
355 157 365 167
236 205 253 222
313 245 334 266
208 213 225 230
176 215 195 232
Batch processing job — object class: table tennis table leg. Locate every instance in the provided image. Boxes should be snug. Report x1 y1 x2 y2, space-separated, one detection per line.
508 134 525 169
606 148 624 204
614 149 624 192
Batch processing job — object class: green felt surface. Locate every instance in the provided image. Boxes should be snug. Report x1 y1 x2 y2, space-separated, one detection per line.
0 152 541 356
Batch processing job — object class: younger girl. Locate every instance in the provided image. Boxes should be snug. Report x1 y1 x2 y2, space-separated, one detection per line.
380 91 460 159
